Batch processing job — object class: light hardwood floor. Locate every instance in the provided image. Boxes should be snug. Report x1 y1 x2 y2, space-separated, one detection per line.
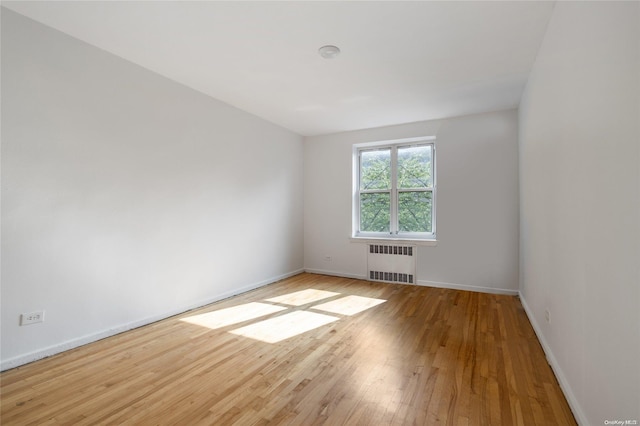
1 273 576 425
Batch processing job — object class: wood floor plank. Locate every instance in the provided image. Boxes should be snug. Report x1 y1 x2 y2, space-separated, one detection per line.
1 273 576 425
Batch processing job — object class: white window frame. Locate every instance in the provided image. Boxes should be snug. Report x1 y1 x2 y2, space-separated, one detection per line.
352 137 437 244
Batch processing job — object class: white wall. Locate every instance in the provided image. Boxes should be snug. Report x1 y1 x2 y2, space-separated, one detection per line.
519 2 639 424
304 109 519 293
1 9 304 370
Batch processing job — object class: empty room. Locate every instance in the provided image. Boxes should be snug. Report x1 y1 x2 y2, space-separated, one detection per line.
1 1 638 425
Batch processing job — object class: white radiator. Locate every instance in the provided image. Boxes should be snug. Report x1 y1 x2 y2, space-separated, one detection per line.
367 244 416 284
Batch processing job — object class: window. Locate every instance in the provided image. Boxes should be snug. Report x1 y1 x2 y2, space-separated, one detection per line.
353 138 435 240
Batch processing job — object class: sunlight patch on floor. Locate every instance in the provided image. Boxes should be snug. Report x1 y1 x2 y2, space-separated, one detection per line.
312 295 387 316
229 311 339 343
180 289 387 343
265 289 340 306
180 302 286 329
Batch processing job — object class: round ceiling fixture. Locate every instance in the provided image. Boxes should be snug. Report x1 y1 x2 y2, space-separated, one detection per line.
318 45 341 59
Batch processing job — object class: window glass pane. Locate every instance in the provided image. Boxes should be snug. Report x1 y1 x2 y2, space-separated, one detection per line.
360 149 391 190
360 193 390 232
398 145 432 189
398 191 432 233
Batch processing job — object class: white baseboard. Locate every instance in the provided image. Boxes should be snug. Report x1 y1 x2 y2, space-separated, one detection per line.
0 269 304 372
518 293 587 426
305 268 518 296
304 268 367 280
418 279 519 296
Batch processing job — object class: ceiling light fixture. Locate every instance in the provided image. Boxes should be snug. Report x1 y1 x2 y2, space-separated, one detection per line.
318 45 340 59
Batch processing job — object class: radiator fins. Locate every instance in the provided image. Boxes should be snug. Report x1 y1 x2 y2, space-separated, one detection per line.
367 244 417 284
369 271 414 284
368 244 413 256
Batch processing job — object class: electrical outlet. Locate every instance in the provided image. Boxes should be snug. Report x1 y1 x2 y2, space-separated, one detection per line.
20 311 45 326
545 309 550 323
324 256 332 262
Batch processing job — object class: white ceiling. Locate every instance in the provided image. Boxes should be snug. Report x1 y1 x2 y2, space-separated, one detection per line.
2 1 555 136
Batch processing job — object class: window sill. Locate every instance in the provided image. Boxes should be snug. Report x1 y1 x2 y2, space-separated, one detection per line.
350 236 438 247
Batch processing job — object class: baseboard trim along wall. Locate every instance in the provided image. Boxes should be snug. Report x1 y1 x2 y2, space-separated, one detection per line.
304 269 518 296
303 268 368 281
418 279 519 296
0 269 304 372
518 294 587 426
